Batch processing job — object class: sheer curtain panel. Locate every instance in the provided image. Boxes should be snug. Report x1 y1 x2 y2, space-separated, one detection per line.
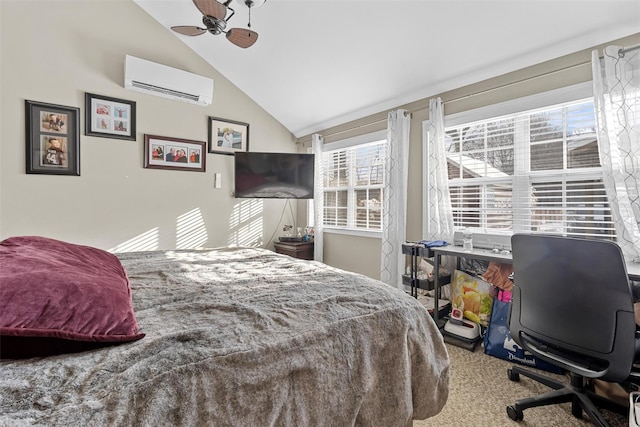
381 109 410 289
592 46 640 261
312 133 325 262
423 97 454 242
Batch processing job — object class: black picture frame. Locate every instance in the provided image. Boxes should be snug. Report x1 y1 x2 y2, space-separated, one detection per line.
144 134 206 173
85 92 136 140
25 100 80 176
208 116 249 155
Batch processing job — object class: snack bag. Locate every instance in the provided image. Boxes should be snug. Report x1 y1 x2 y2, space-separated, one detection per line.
451 269 495 326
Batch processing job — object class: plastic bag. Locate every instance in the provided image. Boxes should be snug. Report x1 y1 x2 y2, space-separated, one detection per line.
450 270 495 326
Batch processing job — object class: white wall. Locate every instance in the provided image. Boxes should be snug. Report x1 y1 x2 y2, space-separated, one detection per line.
0 0 298 251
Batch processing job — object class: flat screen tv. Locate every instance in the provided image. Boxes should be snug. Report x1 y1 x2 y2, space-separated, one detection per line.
234 152 315 199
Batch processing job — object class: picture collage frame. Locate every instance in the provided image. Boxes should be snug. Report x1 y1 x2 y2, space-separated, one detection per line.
85 93 136 140
25 100 80 176
25 96 250 175
143 134 206 173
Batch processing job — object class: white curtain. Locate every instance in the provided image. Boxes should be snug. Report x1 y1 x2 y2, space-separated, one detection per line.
311 133 324 262
381 109 410 289
424 97 455 242
592 46 640 261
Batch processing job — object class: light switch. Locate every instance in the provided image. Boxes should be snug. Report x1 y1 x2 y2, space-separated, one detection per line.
214 173 222 188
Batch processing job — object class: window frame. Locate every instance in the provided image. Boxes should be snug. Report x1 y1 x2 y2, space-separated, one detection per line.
426 82 614 241
320 130 387 237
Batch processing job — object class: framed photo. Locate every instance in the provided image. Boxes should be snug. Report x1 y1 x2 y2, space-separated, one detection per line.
25 100 80 176
85 92 136 140
208 117 249 155
144 134 206 173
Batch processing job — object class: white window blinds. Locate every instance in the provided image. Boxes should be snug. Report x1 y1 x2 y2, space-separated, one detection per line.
445 98 615 240
322 139 386 230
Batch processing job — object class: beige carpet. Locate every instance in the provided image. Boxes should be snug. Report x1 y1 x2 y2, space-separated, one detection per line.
415 342 629 427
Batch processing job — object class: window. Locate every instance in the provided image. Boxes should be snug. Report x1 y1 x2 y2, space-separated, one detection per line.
321 136 387 231
445 97 615 240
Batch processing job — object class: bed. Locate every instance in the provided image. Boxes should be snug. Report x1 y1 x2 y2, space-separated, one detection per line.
0 236 450 426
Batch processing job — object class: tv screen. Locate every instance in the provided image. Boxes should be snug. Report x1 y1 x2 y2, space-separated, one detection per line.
234 152 315 199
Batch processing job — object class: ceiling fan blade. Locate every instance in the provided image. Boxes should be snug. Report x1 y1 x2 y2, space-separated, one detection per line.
192 0 227 20
226 28 258 48
171 26 207 36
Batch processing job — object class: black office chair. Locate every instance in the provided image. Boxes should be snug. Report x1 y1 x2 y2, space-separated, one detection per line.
506 233 640 426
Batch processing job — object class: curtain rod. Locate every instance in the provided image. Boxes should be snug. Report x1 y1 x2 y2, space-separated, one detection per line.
619 44 640 57
316 58 585 139
443 44 640 104
442 60 591 106
315 49 613 140
317 110 411 140
318 118 386 139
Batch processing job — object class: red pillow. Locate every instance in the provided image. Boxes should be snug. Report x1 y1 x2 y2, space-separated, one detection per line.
0 236 144 358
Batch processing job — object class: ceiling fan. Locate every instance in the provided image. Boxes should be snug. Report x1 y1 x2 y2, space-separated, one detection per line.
171 0 267 49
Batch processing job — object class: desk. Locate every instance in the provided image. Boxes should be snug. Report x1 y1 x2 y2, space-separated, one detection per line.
431 245 640 328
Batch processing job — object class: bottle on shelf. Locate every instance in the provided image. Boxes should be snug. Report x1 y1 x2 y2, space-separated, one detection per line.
463 228 473 252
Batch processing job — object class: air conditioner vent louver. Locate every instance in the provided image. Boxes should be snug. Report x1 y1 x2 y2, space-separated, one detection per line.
124 55 213 106
130 80 200 102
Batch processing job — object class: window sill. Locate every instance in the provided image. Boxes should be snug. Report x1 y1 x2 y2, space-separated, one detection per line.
322 227 382 239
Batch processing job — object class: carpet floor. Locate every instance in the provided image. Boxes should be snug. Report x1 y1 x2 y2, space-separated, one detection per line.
415 342 629 427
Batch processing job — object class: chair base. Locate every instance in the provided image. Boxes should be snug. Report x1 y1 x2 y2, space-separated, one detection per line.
506 365 628 427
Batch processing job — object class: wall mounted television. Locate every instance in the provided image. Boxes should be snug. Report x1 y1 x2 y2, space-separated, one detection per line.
234 152 315 199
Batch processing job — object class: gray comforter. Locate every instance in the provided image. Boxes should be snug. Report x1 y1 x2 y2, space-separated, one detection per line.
0 247 449 426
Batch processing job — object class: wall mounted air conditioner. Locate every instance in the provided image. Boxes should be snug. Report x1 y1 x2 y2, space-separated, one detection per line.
124 55 214 106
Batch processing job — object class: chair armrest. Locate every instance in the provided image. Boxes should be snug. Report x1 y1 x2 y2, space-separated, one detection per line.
519 332 607 379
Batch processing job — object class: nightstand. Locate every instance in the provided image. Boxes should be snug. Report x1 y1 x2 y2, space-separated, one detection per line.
274 241 314 260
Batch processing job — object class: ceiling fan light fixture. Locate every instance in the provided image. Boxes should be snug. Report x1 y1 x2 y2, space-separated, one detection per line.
237 0 266 8
172 0 265 48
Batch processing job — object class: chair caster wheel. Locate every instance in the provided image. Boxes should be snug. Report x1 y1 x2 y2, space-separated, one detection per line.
507 405 523 421
507 369 520 382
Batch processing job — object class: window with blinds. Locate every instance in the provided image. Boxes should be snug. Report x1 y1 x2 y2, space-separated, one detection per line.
322 139 386 230
445 99 615 240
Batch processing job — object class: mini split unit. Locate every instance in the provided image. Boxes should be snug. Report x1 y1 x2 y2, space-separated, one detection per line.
124 55 214 106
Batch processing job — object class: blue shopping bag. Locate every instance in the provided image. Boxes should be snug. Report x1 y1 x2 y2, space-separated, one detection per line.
483 299 563 374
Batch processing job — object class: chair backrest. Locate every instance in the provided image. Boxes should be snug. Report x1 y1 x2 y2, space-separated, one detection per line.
509 233 636 382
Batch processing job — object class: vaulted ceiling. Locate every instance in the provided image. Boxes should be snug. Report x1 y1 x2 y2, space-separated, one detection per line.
133 0 639 137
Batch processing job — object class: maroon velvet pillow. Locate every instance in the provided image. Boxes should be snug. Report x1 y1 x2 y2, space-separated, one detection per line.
0 236 144 358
